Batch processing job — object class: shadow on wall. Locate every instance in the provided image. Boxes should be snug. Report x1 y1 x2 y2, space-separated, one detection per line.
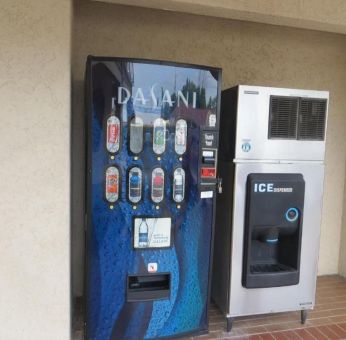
71 78 86 298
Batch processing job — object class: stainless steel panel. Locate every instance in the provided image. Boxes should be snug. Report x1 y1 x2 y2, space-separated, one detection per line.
235 85 329 162
228 162 324 317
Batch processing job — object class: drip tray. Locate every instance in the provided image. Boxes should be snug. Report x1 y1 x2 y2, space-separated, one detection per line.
250 263 296 274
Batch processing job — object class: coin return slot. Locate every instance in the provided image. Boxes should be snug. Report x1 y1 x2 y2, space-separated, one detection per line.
127 274 170 302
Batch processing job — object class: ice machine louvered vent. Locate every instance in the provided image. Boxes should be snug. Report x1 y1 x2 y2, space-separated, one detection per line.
298 99 327 141
268 96 299 139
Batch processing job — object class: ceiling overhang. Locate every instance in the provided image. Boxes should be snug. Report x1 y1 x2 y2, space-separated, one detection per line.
93 0 346 35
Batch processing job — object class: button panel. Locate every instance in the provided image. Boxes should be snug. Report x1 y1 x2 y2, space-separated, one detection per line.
199 130 218 186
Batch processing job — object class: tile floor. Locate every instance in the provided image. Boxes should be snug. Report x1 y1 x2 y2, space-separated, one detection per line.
74 275 346 339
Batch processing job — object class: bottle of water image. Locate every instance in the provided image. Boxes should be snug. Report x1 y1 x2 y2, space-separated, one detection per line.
138 220 149 248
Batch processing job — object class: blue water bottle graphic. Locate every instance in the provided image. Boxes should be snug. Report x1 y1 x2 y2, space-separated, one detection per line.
138 219 149 248
128 167 142 204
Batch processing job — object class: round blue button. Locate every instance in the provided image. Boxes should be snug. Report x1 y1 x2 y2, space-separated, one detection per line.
285 207 299 222
242 142 251 152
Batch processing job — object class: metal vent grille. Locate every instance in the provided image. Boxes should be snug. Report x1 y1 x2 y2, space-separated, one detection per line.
268 96 299 139
298 99 327 141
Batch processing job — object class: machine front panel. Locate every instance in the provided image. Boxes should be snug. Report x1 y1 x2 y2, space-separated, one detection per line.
86 58 220 339
243 173 305 288
229 162 324 317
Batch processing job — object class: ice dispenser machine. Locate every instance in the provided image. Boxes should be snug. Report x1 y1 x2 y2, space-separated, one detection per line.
85 57 221 339
212 85 328 331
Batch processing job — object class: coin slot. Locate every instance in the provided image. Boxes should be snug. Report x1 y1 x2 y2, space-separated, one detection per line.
202 150 215 164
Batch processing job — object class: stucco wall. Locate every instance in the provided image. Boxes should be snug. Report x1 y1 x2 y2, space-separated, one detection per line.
340 184 346 276
97 0 346 34
0 1 71 339
72 1 346 295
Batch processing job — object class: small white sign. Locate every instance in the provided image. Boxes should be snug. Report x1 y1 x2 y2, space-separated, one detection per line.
201 191 213 199
208 113 216 127
202 150 214 157
148 263 158 273
134 217 171 249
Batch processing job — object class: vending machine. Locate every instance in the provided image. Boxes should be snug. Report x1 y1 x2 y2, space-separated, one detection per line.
212 85 328 331
85 56 221 339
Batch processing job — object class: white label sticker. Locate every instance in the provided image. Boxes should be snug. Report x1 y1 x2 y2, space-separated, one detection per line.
202 150 214 157
148 263 158 273
201 191 213 199
208 113 216 127
134 217 171 249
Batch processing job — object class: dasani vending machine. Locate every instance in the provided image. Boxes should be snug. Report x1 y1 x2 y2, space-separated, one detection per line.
85 57 221 339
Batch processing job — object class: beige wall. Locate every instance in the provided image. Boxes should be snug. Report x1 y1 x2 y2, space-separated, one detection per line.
0 1 71 339
340 185 346 276
72 1 346 295
97 0 346 34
